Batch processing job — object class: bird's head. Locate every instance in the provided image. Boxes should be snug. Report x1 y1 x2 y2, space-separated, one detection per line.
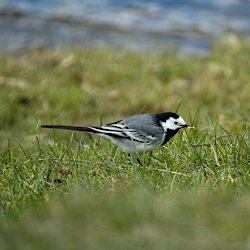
156 112 194 132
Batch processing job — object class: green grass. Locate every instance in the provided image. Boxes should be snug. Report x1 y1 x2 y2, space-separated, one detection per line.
0 35 250 249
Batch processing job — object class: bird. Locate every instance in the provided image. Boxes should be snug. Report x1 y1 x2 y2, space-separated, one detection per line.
41 112 193 159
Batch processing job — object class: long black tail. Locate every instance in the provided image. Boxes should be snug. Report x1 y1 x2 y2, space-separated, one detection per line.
41 125 96 133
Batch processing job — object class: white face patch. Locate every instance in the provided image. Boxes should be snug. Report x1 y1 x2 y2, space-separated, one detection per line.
160 116 187 132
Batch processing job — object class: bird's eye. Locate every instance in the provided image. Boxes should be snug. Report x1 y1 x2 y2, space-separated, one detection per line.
174 121 178 125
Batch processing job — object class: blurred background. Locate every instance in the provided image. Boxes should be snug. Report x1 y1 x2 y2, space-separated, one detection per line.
1 0 250 55
0 0 250 145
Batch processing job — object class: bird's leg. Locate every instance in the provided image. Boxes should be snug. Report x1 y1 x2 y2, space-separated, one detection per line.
136 157 142 166
127 153 142 166
127 153 132 165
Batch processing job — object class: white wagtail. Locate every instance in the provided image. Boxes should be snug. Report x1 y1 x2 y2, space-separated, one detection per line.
41 112 193 157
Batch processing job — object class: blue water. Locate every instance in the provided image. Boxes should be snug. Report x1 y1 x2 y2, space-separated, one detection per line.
0 0 250 54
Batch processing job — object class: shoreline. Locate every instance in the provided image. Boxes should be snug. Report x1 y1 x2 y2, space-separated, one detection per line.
1 5 249 56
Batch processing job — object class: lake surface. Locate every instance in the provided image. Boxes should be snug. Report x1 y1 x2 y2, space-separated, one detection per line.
0 0 250 55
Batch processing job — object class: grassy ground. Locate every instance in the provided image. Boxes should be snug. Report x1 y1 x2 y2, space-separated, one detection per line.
0 35 250 249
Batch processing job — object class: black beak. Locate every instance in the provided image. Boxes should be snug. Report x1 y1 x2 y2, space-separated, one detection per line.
182 124 194 128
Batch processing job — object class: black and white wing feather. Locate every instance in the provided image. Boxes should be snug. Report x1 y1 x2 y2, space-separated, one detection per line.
93 117 164 146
